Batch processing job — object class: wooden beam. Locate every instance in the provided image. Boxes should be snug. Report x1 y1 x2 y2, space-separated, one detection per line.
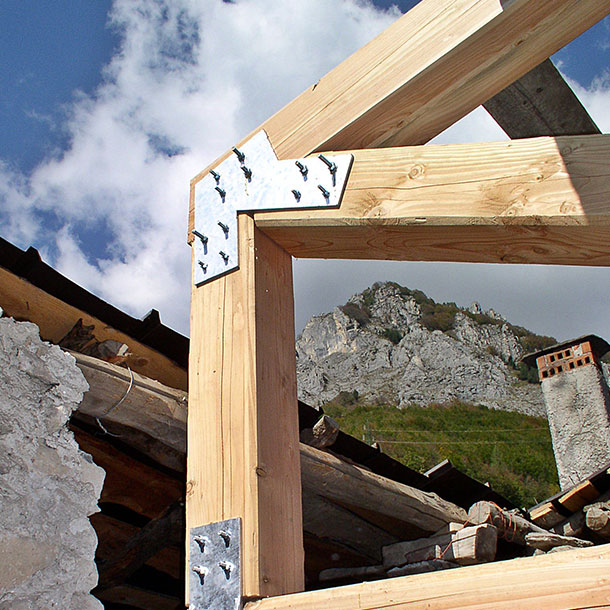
187 215 304 599
0 266 187 390
300 444 467 534
245 543 610 610
484 59 601 139
254 135 610 265
189 0 610 235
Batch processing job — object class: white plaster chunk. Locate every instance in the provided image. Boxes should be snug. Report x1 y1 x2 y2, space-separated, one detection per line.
0 318 105 609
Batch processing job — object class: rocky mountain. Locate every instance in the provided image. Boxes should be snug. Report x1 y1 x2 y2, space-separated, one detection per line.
296 282 552 416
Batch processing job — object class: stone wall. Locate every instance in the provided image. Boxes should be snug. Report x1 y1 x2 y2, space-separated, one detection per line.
0 317 105 609
542 363 610 489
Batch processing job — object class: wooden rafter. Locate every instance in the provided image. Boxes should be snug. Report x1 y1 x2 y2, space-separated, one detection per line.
484 59 601 139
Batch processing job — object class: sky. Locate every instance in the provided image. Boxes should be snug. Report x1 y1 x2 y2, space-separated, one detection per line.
0 1 609 343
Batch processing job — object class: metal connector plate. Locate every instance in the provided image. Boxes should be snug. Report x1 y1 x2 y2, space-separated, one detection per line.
193 130 353 285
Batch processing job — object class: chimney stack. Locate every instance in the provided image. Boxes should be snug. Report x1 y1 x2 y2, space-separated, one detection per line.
523 335 610 490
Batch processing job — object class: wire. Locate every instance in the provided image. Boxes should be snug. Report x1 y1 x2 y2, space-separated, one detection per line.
96 365 134 437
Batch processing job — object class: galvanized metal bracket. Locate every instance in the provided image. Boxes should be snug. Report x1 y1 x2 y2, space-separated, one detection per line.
189 518 242 610
192 130 353 285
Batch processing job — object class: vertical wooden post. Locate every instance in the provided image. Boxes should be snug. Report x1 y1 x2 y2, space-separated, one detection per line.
187 213 304 601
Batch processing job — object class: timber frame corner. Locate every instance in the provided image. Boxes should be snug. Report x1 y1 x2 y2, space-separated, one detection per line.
186 1 610 608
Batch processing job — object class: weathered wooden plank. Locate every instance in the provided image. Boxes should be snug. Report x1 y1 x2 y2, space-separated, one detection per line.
525 532 593 552
382 525 497 568
300 415 340 449
187 215 304 599
90 513 182 581
73 351 186 463
189 0 610 235
0 266 187 389
255 135 610 265
484 59 601 139
300 444 467 534
245 543 610 610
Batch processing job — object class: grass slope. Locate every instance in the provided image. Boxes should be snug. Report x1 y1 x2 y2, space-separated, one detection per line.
324 395 560 508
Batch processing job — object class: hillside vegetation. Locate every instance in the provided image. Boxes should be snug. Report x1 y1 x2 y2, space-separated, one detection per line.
323 394 560 508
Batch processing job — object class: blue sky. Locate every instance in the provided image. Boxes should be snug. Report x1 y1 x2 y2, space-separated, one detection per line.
1 1 609 342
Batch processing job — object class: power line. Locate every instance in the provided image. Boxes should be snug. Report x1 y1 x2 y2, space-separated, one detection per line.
375 439 552 445
368 427 548 434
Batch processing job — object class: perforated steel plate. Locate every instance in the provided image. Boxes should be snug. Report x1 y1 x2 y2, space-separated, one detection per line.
193 130 353 285
189 518 241 610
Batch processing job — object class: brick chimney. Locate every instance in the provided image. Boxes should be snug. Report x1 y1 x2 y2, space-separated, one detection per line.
523 335 610 490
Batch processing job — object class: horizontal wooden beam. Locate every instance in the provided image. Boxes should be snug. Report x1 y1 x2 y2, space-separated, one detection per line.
0 266 187 390
255 135 610 265
189 0 610 236
245 543 610 610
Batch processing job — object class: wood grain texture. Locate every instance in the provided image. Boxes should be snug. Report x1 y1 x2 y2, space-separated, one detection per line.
254 135 610 265
245 543 610 610
301 444 466 534
0 266 187 389
188 0 610 235
187 214 303 600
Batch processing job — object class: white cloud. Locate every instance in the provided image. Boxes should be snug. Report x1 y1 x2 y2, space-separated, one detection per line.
0 0 399 334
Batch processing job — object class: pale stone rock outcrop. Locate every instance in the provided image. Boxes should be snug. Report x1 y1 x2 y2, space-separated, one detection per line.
296 283 545 416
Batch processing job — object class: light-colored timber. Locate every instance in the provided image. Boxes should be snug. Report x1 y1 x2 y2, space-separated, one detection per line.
187 215 304 599
0 266 187 390
254 135 610 265
188 0 610 235
245 544 610 610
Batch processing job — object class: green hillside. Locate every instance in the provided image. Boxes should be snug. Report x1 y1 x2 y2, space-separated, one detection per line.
323 395 560 508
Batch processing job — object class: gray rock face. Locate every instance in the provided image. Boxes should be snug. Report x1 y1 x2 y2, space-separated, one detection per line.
296 283 545 416
0 318 105 610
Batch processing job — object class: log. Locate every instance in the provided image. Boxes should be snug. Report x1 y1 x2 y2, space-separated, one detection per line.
382 524 497 568
300 415 340 449
585 506 610 539
468 501 547 546
301 443 467 535
74 355 465 550
524 532 594 552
